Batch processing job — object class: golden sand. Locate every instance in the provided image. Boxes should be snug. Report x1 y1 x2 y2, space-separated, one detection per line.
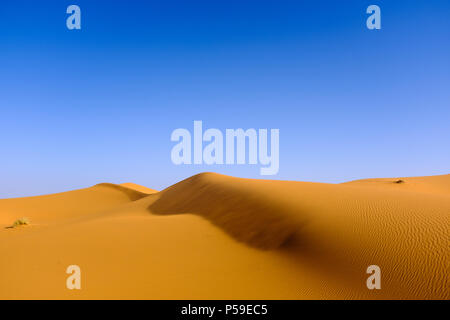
0 173 448 299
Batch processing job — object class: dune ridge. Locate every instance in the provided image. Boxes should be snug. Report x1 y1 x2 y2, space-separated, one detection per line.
95 183 150 201
119 183 158 194
149 173 305 249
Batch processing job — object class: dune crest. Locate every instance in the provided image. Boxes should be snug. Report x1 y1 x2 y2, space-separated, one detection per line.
148 173 305 249
119 183 158 194
95 183 150 201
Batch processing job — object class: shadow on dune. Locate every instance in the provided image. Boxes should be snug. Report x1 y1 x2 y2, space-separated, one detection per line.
95 183 149 201
147 172 449 299
148 173 307 249
146 173 385 297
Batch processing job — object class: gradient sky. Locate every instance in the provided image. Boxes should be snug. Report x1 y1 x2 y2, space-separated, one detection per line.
1 0 449 197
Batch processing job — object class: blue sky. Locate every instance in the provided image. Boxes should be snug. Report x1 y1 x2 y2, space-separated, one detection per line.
0 0 449 197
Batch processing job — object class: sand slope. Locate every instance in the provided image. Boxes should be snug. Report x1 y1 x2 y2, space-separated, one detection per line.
0 173 448 299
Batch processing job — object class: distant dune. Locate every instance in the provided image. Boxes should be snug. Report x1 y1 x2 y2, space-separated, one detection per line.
0 173 448 299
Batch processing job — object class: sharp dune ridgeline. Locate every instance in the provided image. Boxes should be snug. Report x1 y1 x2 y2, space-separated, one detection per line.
0 173 448 299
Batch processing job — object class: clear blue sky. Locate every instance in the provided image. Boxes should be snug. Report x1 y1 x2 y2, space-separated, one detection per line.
1 0 449 197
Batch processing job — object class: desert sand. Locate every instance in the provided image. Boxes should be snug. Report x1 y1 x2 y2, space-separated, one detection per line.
0 173 448 299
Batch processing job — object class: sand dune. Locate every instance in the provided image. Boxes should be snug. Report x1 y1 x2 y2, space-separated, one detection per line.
0 173 448 299
343 174 450 195
0 184 147 226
